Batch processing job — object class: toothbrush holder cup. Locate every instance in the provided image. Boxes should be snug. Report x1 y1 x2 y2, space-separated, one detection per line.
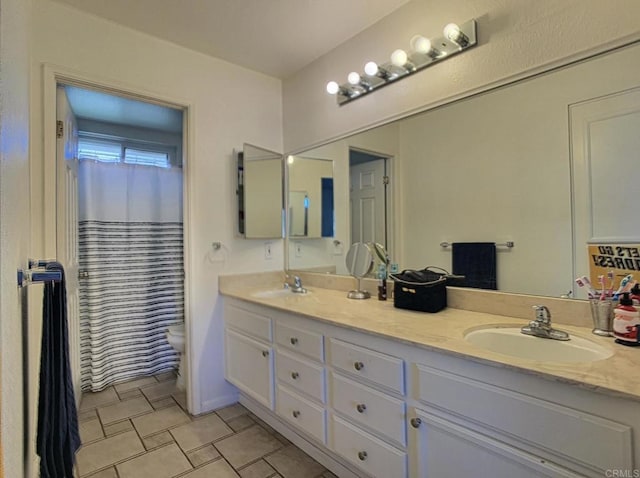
589 299 614 336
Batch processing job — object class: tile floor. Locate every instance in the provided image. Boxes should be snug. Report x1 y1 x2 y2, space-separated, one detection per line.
76 372 337 478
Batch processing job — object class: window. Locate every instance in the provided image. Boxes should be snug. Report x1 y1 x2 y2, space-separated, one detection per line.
124 148 169 168
77 138 121 163
78 135 177 168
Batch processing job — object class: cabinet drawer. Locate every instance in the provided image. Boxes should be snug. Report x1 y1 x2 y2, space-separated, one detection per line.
276 385 326 444
275 322 324 362
276 349 325 403
415 364 633 473
328 338 404 394
330 372 405 447
225 304 272 341
330 414 406 478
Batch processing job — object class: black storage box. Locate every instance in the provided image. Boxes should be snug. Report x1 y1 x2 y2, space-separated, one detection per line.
389 267 465 313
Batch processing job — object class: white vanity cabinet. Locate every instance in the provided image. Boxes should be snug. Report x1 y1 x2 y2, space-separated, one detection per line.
222 297 640 478
223 303 274 409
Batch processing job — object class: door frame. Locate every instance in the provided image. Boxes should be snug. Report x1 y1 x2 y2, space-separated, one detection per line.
42 64 196 411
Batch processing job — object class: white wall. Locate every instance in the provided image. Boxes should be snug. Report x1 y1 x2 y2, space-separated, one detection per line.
283 0 640 152
29 0 283 433
0 0 32 475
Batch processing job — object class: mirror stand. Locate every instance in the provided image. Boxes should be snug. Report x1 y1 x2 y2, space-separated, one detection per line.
348 278 371 300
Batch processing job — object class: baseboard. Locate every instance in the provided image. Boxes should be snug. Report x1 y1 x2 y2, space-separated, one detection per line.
239 394 367 478
199 392 239 415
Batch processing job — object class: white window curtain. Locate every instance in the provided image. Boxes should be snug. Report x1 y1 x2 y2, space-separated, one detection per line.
78 159 183 391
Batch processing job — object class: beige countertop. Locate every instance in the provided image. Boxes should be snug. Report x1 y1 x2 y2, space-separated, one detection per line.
219 274 640 402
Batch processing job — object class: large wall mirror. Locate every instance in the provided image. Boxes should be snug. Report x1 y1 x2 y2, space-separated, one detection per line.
286 41 640 298
239 143 283 239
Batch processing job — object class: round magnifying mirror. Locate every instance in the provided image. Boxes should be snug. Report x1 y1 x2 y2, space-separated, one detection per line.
345 242 374 299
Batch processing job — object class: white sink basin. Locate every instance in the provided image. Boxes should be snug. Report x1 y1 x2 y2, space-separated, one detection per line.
251 289 310 299
464 327 613 363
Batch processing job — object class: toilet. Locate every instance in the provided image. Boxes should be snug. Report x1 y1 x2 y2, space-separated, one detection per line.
166 324 186 390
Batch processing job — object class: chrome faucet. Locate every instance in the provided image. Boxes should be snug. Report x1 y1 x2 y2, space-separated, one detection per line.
521 305 570 341
284 274 307 294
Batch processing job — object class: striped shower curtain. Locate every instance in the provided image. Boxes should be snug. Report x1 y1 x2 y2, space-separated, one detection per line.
78 160 184 391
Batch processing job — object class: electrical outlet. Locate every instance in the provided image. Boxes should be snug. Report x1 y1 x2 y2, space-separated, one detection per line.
295 242 303 257
264 242 273 260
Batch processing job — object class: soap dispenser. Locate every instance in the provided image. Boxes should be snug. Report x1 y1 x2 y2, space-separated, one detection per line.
612 292 640 346
630 283 640 306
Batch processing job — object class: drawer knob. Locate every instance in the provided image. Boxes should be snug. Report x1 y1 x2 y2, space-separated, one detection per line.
290 337 299 345
356 403 367 413
354 361 364 371
291 372 299 380
410 417 422 428
262 350 270 357
292 410 300 418
358 451 368 461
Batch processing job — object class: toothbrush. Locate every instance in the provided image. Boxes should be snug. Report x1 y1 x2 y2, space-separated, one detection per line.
607 270 615 297
613 274 634 299
621 280 637 295
575 277 596 298
579 275 599 298
598 274 606 300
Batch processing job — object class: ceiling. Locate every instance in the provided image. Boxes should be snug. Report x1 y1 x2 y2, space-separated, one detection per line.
65 86 184 133
51 0 411 79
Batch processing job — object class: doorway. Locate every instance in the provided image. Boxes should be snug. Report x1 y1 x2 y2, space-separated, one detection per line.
349 148 392 254
56 83 188 396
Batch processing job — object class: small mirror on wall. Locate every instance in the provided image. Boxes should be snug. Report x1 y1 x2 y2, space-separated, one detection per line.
287 156 334 238
238 143 283 239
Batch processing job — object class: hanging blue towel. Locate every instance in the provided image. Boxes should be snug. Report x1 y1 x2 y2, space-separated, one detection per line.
451 242 497 290
37 262 81 478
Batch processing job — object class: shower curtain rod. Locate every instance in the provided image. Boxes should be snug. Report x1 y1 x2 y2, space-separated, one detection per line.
17 259 62 287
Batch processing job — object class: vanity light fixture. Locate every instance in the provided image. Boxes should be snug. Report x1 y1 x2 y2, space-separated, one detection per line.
326 19 477 105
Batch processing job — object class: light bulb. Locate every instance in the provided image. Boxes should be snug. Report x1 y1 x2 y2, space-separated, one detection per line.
410 35 431 55
443 23 461 40
443 23 469 46
348 72 361 85
390 49 408 67
326 81 340 95
364 61 379 76
287 156 294 165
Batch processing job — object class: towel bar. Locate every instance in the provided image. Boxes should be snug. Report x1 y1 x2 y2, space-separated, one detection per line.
440 241 514 248
17 259 62 287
